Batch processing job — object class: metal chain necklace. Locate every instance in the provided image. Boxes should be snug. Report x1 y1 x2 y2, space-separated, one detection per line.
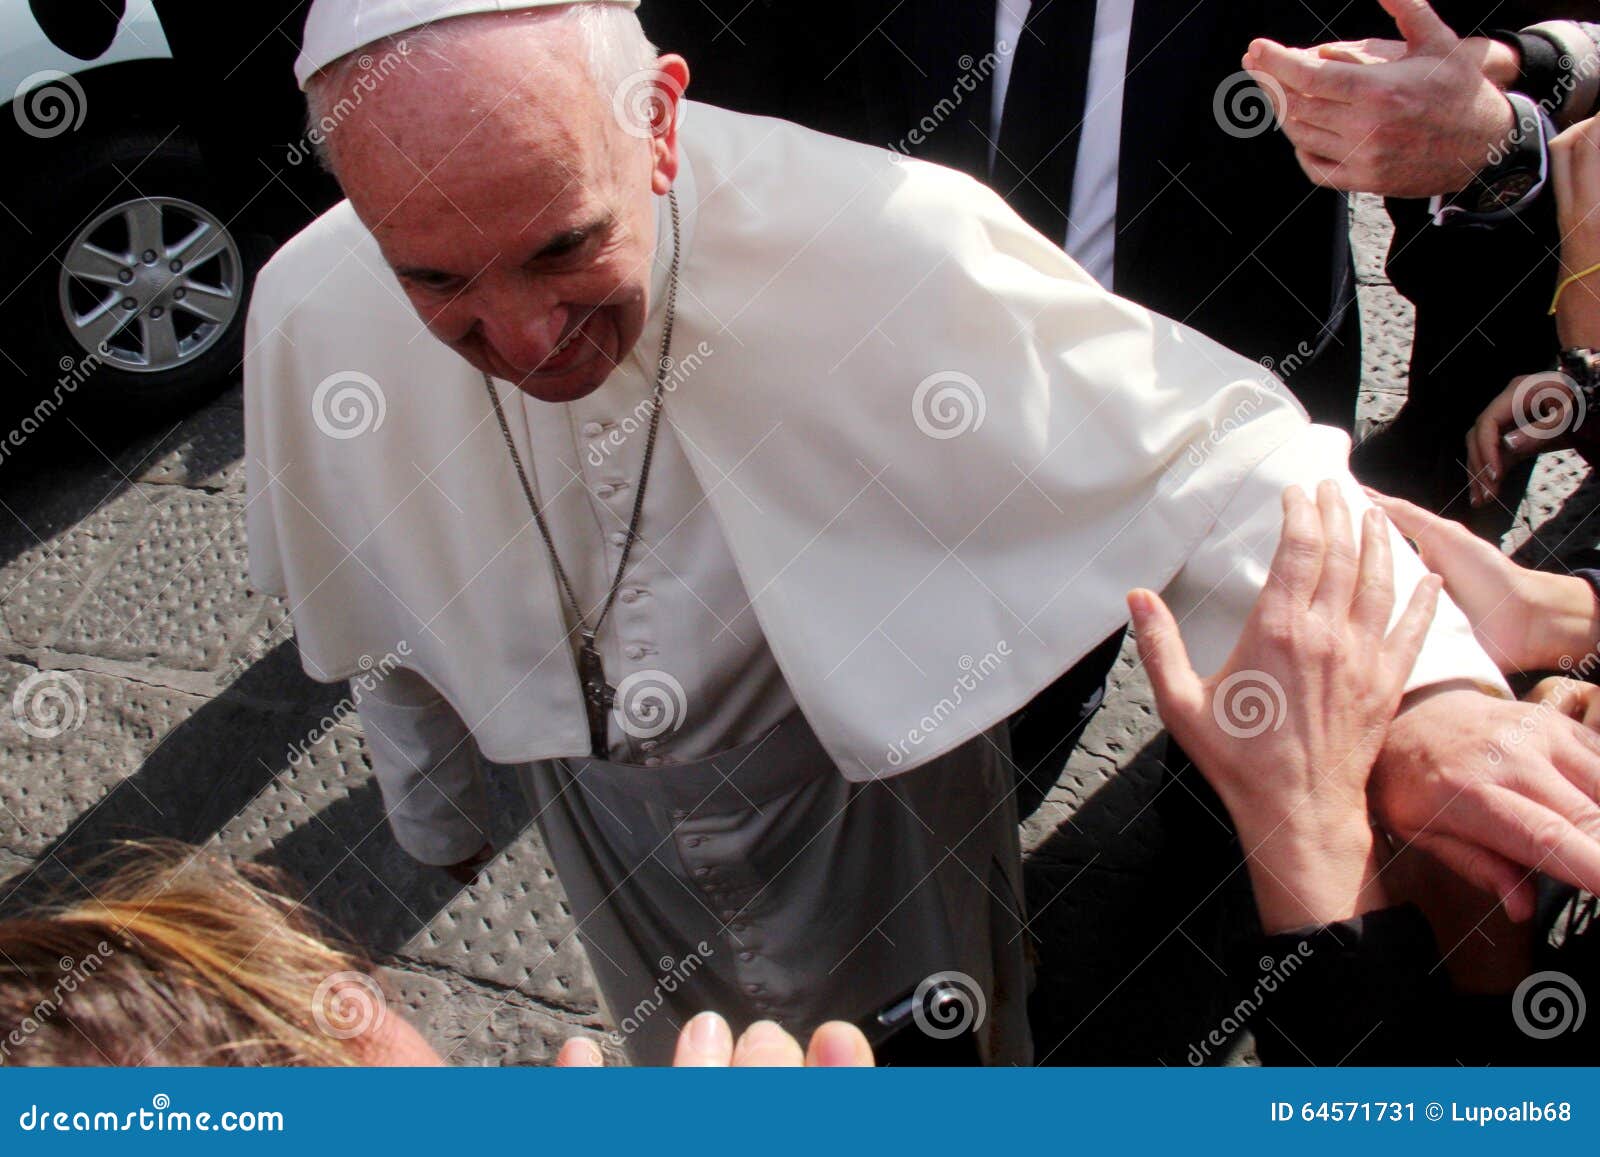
484 190 681 758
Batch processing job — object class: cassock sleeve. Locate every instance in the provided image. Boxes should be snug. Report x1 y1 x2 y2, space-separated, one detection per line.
1159 423 1510 698
352 667 492 866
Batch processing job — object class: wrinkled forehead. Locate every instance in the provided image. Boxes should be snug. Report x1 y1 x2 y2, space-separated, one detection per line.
331 36 622 242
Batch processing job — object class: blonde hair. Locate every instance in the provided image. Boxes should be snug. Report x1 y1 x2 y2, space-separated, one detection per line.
0 841 383 1066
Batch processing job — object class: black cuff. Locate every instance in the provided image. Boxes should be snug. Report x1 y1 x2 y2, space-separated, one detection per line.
1494 29 1564 112
1242 904 1452 1065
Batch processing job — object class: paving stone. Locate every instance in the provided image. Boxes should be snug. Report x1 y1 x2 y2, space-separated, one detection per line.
383 967 605 1067
1349 193 1395 285
128 386 246 492
55 488 257 671
213 718 601 1012
0 484 152 648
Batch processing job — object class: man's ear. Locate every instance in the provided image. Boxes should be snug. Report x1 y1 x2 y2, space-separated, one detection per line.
649 54 690 194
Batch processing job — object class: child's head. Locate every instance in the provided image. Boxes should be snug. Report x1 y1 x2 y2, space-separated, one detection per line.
0 840 438 1066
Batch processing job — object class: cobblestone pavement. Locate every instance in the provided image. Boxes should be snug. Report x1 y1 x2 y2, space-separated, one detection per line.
1 198 1595 1065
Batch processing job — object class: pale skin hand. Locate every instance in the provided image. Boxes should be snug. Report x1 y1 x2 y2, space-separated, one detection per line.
1367 488 1600 919
1128 482 1440 933
1242 0 1516 196
554 1013 876 1067
1465 118 1600 503
1368 491 1600 672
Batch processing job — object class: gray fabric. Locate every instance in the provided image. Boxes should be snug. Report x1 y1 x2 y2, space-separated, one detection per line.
515 710 1033 1065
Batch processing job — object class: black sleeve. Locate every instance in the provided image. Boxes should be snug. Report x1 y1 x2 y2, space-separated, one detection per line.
1245 904 1454 1066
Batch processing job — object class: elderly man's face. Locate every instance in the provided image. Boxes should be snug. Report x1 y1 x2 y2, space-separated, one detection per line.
328 23 686 403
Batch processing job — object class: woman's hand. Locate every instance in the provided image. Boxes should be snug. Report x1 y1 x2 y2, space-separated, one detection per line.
1127 482 1440 932
1369 490 1600 672
555 1013 876 1067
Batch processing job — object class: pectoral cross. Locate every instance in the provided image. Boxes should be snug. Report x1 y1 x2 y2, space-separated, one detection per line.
577 630 615 759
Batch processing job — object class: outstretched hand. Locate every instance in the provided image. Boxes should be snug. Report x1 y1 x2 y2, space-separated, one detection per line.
1128 482 1439 931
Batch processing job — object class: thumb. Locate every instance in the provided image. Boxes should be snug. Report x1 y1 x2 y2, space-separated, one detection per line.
1378 0 1458 53
1127 589 1203 722
1413 832 1538 923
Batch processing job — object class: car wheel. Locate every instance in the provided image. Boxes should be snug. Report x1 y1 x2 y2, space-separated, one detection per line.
5 131 267 420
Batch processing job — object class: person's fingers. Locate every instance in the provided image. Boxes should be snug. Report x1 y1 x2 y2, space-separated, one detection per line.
1316 37 1408 65
1284 93 1366 134
1293 147 1357 190
731 1020 806 1067
1411 831 1538 923
1457 781 1600 897
1280 118 1358 165
1127 589 1205 727
556 1037 606 1067
1350 506 1398 638
1377 0 1460 53
1310 479 1359 622
1468 404 1507 506
1525 675 1593 720
1266 484 1325 604
1382 574 1441 692
672 1011 735 1067
1551 717 1600 808
804 1021 876 1067
1244 38 1361 102
1365 490 1480 583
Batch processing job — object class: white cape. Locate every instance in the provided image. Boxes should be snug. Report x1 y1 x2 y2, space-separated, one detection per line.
245 102 1491 780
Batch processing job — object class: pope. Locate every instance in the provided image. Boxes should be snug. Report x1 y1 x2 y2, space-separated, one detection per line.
246 0 1600 1064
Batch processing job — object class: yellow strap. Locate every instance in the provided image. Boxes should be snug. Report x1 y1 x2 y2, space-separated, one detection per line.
1549 260 1600 316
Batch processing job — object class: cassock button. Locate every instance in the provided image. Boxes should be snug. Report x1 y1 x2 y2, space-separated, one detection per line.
671 809 688 822
593 484 616 499
619 589 642 604
640 739 658 752
738 951 755 962
693 867 711 878
723 912 739 922
744 983 763 996
608 531 627 547
643 756 663 768
623 644 646 661
581 421 605 438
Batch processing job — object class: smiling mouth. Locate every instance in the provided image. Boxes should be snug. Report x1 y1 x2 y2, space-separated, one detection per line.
533 313 599 375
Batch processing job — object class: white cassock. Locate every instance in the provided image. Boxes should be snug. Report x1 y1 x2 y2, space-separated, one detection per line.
245 101 1507 1065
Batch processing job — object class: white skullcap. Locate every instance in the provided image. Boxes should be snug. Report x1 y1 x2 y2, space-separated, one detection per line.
295 0 641 89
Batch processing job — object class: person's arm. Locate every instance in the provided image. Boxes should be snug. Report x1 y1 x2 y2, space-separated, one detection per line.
1459 117 1600 502
1369 491 1600 672
1155 427 1600 920
352 667 493 874
1130 483 1436 932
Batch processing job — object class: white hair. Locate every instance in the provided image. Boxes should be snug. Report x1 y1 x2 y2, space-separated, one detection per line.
304 3 659 172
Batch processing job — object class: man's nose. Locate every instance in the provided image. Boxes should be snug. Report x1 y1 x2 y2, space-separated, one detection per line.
481 302 570 372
